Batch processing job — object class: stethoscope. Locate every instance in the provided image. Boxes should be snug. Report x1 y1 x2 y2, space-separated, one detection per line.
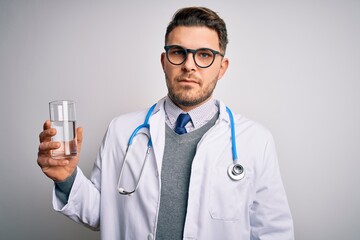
117 104 245 195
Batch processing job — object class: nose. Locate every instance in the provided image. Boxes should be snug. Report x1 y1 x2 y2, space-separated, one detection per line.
182 52 197 71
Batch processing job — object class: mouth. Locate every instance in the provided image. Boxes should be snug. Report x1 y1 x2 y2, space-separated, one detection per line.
178 78 199 85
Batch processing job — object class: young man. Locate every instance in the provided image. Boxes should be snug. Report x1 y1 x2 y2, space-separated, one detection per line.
38 7 294 239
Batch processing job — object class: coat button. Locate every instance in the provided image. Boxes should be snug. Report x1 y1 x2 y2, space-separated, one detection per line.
148 233 154 240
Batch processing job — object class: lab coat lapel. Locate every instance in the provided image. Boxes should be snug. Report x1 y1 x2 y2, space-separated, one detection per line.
148 98 166 176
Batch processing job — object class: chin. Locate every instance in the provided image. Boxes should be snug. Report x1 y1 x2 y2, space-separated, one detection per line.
171 94 210 107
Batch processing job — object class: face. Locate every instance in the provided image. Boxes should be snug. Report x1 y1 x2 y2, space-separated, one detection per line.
161 26 229 111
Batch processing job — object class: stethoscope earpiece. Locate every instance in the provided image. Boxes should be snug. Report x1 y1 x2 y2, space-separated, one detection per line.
227 163 245 181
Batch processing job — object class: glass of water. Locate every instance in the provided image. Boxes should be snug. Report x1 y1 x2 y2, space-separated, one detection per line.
49 100 77 159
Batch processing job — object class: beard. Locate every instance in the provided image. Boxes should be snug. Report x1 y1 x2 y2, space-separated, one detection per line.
165 72 218 107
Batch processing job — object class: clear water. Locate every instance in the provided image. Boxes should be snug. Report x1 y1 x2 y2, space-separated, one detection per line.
51 121 77 159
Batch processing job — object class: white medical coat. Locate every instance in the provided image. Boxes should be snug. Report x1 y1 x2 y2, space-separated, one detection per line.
53 98 294 239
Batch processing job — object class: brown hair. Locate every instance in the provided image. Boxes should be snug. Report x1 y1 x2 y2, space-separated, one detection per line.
165 7 228 53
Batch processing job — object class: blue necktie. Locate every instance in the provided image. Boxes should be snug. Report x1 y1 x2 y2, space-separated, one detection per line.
175 113 191 135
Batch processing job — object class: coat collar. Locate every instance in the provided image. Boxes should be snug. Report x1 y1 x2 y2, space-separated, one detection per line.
151 96 232 125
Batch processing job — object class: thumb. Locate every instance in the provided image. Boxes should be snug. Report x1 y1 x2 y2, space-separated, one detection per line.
76 127 83 153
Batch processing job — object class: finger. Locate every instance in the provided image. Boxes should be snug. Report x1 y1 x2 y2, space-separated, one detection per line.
39 120 53 143
38 141 60 153
39 128 56 143
38 156 69 168
48 158 70 166
43 120 51 130
77 127 83 144
76 127 83 152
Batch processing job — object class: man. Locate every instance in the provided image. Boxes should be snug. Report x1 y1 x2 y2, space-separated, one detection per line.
37 6 294 239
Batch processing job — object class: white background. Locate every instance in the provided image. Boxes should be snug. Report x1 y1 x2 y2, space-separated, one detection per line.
0 0 359 239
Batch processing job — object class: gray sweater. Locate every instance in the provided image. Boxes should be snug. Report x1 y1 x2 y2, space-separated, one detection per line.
155 114 218 239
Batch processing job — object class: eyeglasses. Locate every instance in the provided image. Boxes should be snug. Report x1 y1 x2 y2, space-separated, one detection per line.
164 45 224 68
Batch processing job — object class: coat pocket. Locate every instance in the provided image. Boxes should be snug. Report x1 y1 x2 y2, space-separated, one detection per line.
209 165 253 221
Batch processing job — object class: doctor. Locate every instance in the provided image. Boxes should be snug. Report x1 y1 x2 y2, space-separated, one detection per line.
37 6 294 240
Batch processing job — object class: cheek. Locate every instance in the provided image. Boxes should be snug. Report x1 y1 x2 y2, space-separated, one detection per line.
164 65 179 80
210 65 222 79
202 69 221 84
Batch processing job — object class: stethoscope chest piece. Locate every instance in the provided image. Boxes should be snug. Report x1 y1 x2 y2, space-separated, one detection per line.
227 162 245 181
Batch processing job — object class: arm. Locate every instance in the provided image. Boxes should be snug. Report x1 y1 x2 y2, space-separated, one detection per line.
54 168 77 205
250 135 295 240
37 120 101 230
52 166 101 230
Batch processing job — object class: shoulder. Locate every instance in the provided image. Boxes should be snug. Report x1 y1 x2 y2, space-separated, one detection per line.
217 99 274 141
234 114 275 151
99 107 154 147
110 108 148 126
235 113 273 138
108 98 166 129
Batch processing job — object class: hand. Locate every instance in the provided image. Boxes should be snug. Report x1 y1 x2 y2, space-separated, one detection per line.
37 120 83 182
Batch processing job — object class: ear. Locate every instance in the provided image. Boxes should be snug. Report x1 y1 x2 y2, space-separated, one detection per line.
217 57 229 80
161 52 166 71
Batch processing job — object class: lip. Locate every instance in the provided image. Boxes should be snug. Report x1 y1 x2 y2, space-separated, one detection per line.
178 78 199 84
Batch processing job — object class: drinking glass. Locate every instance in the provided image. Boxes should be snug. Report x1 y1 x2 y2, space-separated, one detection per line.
49 100 77 159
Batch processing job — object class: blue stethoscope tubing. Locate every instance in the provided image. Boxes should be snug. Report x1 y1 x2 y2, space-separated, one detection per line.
117 104 156 195
127 104 156 146
226 106 237 161
118 103 245 195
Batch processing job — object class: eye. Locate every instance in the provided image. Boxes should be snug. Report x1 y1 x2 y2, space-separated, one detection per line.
197 49 213 59
170 47 186 56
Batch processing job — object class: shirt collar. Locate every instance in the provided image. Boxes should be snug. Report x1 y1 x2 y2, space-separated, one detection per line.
164 96 219 129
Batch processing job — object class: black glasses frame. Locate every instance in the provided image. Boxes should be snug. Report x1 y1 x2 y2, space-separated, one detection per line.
164 45 224 68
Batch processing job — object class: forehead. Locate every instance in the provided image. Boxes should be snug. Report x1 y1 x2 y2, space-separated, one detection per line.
166 26 220 50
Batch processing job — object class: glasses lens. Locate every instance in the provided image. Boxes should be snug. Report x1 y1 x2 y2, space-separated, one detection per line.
194 49 215 68
167 46 187 65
